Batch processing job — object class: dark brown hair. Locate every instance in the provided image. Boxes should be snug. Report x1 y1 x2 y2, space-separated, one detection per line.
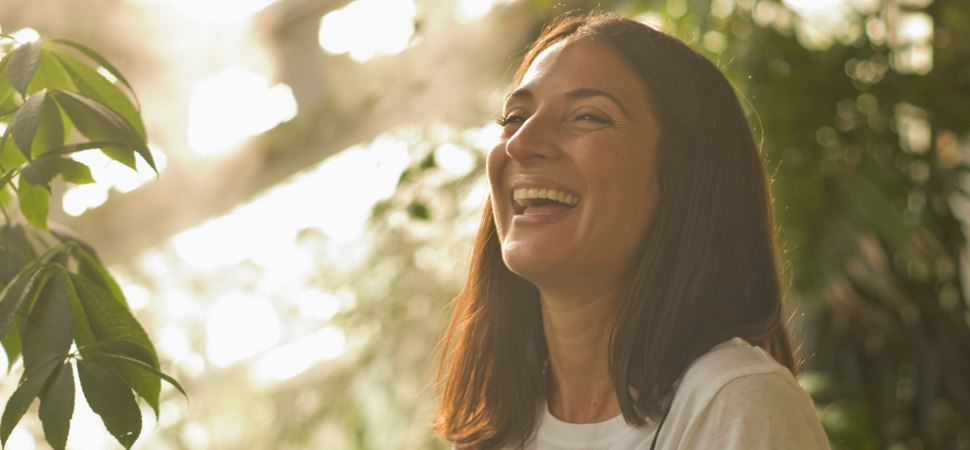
435 12 794 449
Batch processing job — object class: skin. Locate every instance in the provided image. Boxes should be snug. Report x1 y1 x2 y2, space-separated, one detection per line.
486 38 662 423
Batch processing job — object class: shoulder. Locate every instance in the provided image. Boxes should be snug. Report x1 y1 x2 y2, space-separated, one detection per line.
658 338 830 449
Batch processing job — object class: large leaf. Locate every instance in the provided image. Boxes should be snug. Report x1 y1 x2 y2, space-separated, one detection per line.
0 353 62 447
0 223 36 285
77 358 141 449
26 47 75 95
0 263 45 342
63 268 99 358
48 39 140 110
31 91 66 158
0 53 17 115
21 156 95 189
96 350 188 400
17 176 50 230
48 89 154 172
4 90 45 161
0 135 26 170
49 46 146 141
68 241 127 308
21 268 72 372
1 319 22 372
5 40 41 96
38 361 74 450
68 274 159 414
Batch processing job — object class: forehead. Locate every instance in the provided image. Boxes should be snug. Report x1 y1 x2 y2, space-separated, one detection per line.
514 39 650 102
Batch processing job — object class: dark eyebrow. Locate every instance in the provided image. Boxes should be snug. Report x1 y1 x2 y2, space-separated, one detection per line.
503 87 630 118
565 88 630 118
504 88 533 106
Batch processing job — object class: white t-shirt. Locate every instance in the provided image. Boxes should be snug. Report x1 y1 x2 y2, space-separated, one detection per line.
521 338 830 449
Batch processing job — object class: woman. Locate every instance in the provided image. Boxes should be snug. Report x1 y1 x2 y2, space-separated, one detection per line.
435 12 829 449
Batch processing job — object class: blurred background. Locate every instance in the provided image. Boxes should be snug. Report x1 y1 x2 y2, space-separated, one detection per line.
0 0 968 448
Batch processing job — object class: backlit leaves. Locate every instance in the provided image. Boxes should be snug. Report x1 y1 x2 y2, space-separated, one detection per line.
0 37 178 450
38 361 74 450
77 359 141 449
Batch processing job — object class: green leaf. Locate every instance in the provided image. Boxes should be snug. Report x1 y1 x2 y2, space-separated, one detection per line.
55 158 95 184
5 90 46 161
0 223 36 285
97 351 188 400
62 268 97 358
48 89 155 172
38 361 74 450
17 176 50 230
0 353 62 447
68 242 127 308
68 274 159 415
49 46 146 141
77 358 141 449
0 135 26 170
21 156 95 188
31 90 67 157
1 319 22 371
0 263 45 341
26 47 75 95
0 54 17 115
49 39 140 110
6 41 42 96
21 268 71 372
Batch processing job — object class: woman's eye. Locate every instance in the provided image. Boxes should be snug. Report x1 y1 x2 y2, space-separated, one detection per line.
574 113 612 124
498 113 525 126
498 113 527 134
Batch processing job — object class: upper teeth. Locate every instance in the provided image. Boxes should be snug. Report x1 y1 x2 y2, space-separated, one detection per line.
513 188 579 207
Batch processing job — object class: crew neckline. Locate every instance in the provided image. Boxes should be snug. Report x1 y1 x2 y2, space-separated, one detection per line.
538 403 628 442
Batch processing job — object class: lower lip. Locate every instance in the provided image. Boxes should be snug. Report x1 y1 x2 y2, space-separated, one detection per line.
511 206 577 226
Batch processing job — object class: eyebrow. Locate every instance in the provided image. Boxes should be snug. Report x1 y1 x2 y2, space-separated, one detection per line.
504 87 631 118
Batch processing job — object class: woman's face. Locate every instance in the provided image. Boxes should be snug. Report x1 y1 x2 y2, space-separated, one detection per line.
487 39 661 299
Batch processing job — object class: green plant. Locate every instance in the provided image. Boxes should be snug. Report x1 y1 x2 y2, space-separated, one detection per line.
0 34 183 449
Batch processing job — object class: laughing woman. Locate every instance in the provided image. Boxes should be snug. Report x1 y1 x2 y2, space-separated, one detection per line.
435 13 829 450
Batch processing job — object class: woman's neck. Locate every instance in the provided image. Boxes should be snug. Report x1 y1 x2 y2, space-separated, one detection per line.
541 290 622 424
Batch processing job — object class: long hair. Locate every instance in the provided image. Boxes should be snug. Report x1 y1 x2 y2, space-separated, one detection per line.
435 12 794 448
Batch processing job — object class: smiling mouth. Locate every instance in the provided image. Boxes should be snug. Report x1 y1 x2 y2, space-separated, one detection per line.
512 188 580 215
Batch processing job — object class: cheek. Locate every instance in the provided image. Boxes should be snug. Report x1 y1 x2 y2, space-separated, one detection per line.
486 143 508 195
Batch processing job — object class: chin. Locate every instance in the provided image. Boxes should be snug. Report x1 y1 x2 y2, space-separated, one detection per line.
501 245 562 286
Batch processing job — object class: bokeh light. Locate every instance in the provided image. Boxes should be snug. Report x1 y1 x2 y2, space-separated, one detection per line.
318 0 417 62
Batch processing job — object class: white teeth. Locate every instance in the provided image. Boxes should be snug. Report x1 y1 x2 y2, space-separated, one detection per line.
512 188 579 208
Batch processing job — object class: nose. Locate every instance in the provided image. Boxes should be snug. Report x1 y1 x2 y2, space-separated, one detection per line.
505 113 561 164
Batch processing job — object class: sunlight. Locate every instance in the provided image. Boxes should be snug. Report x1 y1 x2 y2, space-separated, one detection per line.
206 292 282 367
172 132 410 271
251 326 347 383
127 0 279 23
62 147 167 216
783 0 844 14
8 28 40 43
454 0 511 23
434 143 475 176
897 12 933 44
61 184 109 217
187 69 297 156
318 0 417 62
296 289 344 321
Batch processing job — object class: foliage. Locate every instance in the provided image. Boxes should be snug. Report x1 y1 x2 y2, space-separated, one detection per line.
0 34 182 449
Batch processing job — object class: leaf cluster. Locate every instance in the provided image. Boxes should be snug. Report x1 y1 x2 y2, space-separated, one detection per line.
0 36 157 230
0 36 180 449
